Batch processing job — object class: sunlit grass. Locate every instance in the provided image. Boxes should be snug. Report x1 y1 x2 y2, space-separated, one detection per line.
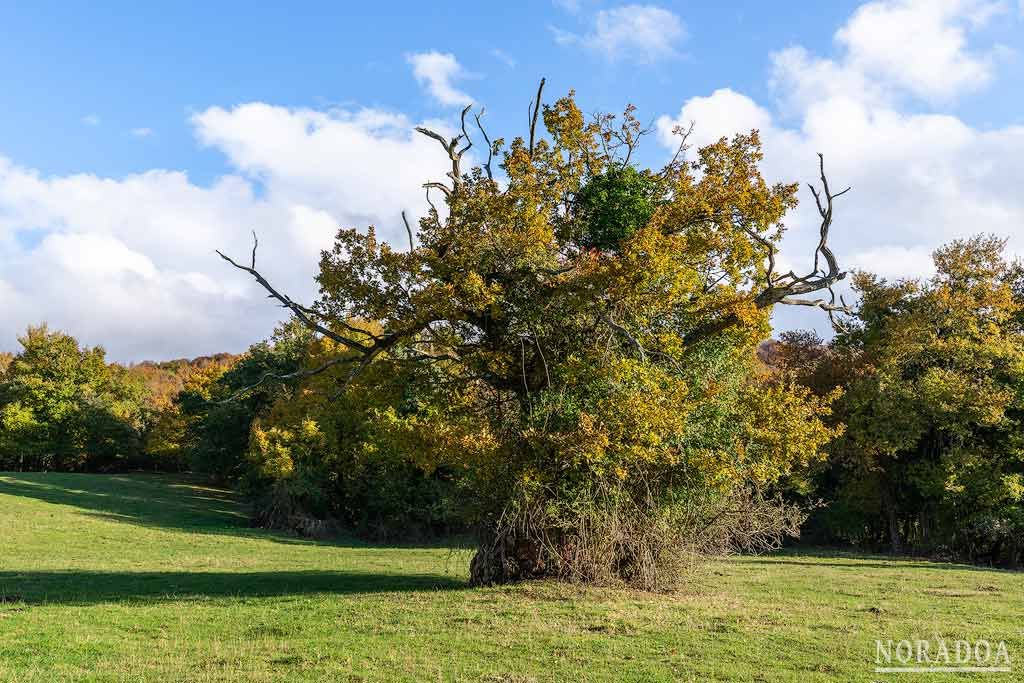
1 472 1020 682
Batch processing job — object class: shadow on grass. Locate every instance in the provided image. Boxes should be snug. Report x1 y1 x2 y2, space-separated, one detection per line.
0 472 245 525
0 569 467 605
0 472 376 548
742 556 1012 573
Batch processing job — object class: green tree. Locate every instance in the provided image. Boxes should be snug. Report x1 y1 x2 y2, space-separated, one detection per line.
176 320 313 480
0 325 146 471
797 236 1024 566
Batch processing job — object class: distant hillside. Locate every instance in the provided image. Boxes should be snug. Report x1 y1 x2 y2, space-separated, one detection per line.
127 353 240 408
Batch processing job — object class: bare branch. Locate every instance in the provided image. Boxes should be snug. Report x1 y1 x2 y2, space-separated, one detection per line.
216 356 350 404
528 77 546 157
474 108 494 181
335 318 382 342
414 126 450 149
401 210 415 251
778 295 852 312
424 186 440 215
532 331 551 390
520 337 530 395
753 153 850 309
422 181 452 197
686 155 852 347
216 244 371 355
415 126 461 192
600 312 647 363
402 351 459 364
416 104 476 194
457 103 473 158
807 152 850 277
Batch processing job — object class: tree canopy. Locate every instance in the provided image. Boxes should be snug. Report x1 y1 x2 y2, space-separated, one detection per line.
0 325 146 471
789 236 1024 565
217 86 849 586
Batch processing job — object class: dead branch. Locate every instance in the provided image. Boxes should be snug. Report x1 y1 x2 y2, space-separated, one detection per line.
528 77 546 157
424 186 440 215
415 103 474 194
685 154 852 346
600 312 647 363
457 103 473 158
218 234 450 399
474 108 494 181
752 153 852 315
401 210 415 251
216 238 370 355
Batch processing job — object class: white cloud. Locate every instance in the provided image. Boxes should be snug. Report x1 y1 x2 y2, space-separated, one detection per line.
657 89 778 149
846 245 938 279
552 4 686 64
192 103 447 231
490 48 517 69
82 115 101 126
0 104 452 360
838 0 1005 101
130 127 153 137
773 0 1007 107
657 1 1024 335
769 46 888 114
407 51 474 107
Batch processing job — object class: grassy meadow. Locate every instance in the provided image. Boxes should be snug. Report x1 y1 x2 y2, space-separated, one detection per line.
0 472 1020 682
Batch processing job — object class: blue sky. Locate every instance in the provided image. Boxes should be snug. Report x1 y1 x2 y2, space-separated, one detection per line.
1 0 1023 360
2 1 859 181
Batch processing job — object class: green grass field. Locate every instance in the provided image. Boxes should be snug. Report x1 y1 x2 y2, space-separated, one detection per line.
0 473 1020 682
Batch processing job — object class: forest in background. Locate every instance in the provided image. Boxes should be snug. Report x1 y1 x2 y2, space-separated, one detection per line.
3 230 1022 573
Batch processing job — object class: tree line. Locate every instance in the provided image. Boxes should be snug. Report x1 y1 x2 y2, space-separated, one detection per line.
2 87 1020 583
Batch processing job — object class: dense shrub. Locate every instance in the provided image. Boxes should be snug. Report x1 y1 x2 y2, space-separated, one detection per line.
176 322 312 481
240 340 464 540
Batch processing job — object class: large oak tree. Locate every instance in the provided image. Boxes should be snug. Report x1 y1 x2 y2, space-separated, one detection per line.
220 85 848 586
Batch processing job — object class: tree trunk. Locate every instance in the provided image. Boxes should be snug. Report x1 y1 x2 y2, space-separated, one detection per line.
468 526 546 586
880 483 901 554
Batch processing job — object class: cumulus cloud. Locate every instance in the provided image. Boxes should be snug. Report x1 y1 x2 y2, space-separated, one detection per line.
0 105 451 360
192 104 445 232
657 0 1024 333
552 4 686 64
130 127 153 137
772 0 1007 108
407 51 474 107
834 0 1004 101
